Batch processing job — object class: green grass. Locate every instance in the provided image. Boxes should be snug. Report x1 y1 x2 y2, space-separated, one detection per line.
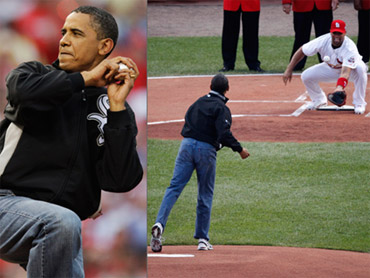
147 35 369 253
148 36 360 76
147 139 370 252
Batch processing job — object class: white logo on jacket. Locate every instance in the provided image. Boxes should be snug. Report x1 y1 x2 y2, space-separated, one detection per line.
87 94 109 146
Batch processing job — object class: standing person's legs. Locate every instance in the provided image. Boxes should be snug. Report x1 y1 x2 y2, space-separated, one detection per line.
155 138 196 230
241 11 261 70
221 9 241 70
301 63 340 105
193 141 217 241
312 7 333 62
357 10 370 63
291 11 313 71
0 189 84 278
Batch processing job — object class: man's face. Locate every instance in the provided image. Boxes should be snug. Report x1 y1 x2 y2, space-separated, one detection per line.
58 12 103 72
331 32 345 48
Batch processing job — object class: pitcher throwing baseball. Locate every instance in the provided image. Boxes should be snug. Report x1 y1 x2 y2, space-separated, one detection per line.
283 19 368 114
150 74 250 252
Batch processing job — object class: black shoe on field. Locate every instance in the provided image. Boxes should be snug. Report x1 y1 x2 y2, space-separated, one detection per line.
249 66 265 72
219 66 234 72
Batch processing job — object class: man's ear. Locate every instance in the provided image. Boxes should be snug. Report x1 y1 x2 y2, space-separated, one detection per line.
98 38 114 56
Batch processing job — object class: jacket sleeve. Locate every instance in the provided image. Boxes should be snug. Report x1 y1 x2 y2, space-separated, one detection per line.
96 103 143 192
215 106 243 153
5 61 84 124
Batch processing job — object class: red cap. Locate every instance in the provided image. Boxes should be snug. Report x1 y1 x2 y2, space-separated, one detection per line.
330 20 346 34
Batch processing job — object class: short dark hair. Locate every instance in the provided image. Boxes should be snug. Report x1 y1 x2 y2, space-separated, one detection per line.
210 73 229 94
72 6 118 57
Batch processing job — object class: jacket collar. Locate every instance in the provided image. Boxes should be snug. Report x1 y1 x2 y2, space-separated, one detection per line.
52 59 61 69
209 90 229 103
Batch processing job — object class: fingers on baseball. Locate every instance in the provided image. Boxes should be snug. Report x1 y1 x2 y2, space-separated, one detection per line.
116 67 137 81
112 72 132 85
115 57 139 79
100 57 139 85
104 60 121 81
122 62 139 80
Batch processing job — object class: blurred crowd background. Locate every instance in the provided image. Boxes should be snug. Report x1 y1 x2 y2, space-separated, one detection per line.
0 0 147 277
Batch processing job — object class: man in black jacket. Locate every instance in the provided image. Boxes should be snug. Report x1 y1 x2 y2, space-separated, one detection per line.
0 6 143 277
150 74 249 252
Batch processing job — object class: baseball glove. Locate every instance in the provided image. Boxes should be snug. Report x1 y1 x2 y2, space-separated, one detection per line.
327 91 346 107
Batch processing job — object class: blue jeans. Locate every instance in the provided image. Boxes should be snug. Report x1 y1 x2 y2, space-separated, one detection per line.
155 138 217 241
0 189 84 278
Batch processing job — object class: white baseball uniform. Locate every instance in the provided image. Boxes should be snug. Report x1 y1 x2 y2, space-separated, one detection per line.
300 33 368 107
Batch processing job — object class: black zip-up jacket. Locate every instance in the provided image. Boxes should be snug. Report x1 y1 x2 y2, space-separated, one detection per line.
0 60 143 220
181 91 242 152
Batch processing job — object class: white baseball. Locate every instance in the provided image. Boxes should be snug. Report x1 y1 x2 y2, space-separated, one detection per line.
323 56 330 63
118 63 129 71
118 63 136 78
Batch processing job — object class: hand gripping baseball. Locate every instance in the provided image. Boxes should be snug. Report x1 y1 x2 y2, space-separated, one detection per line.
104 57 139 83
107 57 139 111
81 57 139 111
81 57 139 87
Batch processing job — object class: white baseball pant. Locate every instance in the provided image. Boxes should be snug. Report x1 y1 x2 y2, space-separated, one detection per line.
301 62 368 106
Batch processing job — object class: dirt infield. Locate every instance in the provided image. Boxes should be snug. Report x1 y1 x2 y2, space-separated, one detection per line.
148 74 370 142
147 245 370 278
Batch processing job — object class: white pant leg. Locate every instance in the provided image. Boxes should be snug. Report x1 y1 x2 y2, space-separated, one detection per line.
349 61 368 107
301 63 341 103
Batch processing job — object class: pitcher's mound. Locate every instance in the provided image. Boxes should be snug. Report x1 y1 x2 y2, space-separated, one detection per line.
148 245 370 278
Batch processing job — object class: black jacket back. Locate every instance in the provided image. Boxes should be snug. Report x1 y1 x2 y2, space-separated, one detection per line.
181 91 242 153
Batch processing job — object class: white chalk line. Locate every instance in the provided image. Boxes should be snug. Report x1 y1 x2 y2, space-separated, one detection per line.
149 109 305 126
149 119 185 125
148 254 195 258
149 93 309 125
148 73 288 80
149 73 370 80
229 100 303 103
149 74 370 124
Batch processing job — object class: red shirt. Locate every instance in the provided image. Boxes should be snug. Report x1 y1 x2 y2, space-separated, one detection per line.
224 0 260 12
362 0 370 10
282 0 332 12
